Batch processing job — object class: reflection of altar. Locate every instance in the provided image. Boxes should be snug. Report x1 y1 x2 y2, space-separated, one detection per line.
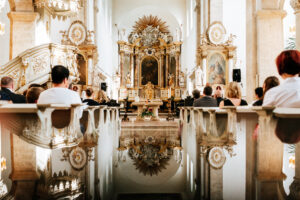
132 101 163 121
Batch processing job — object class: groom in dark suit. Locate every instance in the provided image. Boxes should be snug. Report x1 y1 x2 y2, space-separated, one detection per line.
0 76 26 103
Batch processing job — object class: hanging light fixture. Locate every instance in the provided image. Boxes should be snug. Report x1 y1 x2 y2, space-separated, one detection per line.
35 0 82 19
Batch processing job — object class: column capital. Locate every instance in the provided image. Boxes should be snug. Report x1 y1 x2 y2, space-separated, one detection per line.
7 11 39 22
291 0 300 13
256 9 287 19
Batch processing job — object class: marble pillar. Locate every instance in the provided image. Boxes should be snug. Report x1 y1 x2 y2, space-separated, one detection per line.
7 9 39 189
256 10 286 86
210 0 223 23
291 0 300 50
7 12 39 59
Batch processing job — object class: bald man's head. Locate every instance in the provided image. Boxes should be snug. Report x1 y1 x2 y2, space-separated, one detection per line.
1 76 13 89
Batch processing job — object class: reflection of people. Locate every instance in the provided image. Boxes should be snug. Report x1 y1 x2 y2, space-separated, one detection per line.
208 58 225 85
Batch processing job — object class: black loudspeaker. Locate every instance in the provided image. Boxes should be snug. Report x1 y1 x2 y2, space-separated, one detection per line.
101 82 107 91
233 69 241 82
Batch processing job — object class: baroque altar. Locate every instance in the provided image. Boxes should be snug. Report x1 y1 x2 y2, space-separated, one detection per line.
117 15 186 102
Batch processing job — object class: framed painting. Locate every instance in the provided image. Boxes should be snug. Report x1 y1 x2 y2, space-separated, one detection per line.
140 56 159 86
207 52 227 85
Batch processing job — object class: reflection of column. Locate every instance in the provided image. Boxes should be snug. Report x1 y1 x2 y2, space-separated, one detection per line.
130 54 134 87
289 143 300 199
175 53 180 87
120 52 124 87
166 54 169 87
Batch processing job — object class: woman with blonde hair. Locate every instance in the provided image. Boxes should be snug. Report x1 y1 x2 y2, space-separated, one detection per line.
219 82 248 107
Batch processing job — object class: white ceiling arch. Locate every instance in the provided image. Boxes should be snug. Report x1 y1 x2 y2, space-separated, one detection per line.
114 4 184 38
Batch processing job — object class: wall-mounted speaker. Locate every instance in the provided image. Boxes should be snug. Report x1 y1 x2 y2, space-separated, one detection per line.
101 82 107 91
233 69 241 82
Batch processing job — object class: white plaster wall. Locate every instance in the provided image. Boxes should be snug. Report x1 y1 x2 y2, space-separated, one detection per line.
182 0 197 90
96 0 114 76
0 3 11 65
223 0 247 96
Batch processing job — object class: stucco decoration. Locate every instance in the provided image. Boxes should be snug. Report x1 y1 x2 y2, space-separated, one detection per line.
208 146 226 169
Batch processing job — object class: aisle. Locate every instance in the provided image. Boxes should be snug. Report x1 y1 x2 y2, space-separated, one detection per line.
117 193 182 200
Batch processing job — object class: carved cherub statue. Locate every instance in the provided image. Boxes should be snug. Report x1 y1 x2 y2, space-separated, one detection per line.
225 34 236 46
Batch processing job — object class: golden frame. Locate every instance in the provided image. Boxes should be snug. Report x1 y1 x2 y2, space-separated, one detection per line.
139 55 161 88
206 51 228 86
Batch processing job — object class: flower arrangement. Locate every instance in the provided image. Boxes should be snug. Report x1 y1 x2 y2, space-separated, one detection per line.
141 106 154 118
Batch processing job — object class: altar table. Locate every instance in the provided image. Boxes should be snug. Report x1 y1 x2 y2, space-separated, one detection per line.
132 101 163 121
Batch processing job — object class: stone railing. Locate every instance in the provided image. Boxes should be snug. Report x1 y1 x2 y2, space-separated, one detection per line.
0 104 120 199
0 104 120 149
180 106 300 200
0 43 80 93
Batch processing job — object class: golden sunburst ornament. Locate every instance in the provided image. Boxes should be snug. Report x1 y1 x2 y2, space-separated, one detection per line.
133 15 169 34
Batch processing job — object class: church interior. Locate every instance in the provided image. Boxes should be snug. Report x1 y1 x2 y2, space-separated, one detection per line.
0 0 300 199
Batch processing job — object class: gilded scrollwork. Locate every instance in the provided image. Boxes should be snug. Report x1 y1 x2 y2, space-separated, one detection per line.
291 0 300 11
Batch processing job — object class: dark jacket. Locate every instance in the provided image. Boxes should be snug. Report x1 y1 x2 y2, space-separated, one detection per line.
83 99 100 106
193 96 218 107
0 87 26 103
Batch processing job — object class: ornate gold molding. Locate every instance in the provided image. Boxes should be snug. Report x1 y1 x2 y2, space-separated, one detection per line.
291 0 300 12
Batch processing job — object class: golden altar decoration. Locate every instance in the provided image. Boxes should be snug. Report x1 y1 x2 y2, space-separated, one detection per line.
117 15 185 101
194 22 237 88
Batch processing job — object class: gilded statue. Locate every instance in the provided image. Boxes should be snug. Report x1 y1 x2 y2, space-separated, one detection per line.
168 73 175 88
144 82 154 100
126 72 131 86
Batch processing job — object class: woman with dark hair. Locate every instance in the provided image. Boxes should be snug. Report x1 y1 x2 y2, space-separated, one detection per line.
263 76 280 94
263 50 300 107
83 88 100 106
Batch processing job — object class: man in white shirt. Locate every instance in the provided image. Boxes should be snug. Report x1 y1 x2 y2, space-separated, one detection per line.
38 65 82 104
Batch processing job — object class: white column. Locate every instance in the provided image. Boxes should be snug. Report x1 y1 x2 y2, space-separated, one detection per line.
256 10 286 86
228 58 233 82
291 0 300 50
88 58 93 85
86 0 94 31
202 58 207 85
210 0 223 23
